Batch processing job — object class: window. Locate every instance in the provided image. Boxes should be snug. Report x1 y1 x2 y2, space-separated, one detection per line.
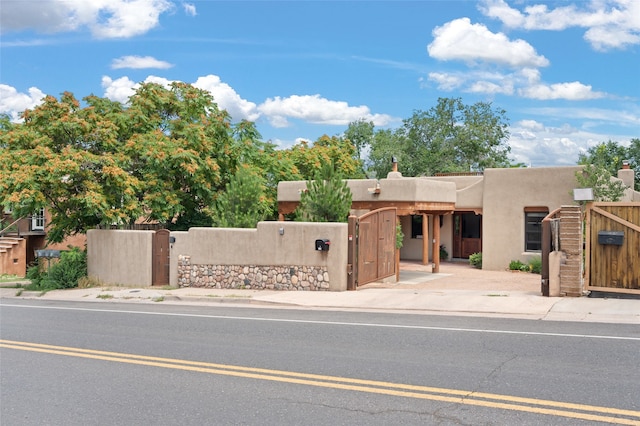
32 208 45 231
524 208 548 252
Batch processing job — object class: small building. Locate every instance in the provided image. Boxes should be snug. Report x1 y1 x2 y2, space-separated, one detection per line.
1 208 86 277
278 164 639 271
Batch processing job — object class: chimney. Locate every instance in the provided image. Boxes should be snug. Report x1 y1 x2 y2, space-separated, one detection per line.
617 160 634 188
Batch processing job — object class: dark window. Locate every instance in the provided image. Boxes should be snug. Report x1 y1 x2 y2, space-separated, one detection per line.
411 215 423 239
525 210 548 252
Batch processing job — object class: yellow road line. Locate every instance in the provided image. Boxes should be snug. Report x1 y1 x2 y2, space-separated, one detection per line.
2 339 639 425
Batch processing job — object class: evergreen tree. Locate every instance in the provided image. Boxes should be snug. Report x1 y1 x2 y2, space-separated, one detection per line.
212 165 270 228
295 163 352 222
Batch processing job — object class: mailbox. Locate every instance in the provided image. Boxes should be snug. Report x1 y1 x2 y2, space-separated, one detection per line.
315 239 330 251
598 231 624 246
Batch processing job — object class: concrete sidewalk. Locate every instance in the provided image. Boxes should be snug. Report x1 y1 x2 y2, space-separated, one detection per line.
1 262 638 324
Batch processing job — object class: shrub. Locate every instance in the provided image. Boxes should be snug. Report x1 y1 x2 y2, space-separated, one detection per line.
469 252 482 269
395 222 404 249
440 245 448 260
529 256 542 274
509 260 526 271
26 247 87 290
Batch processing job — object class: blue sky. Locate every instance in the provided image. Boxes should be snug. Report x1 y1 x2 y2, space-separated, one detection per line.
1 0 639 167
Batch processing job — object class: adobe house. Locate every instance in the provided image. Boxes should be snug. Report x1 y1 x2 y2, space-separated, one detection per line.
0 208 86 277
278 163 639 272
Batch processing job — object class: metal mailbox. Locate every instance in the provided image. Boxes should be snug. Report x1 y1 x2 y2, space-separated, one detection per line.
597 231 624 246
315 239 330 251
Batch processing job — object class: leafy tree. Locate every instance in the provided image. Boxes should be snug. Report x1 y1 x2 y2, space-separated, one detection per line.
295 162 352 222
212 165 270 228
284 135 365 181
0 83 260 241
367 97 511 177
578 139 640 191
575 164 626 202
367 128 406 178
344 119 374 175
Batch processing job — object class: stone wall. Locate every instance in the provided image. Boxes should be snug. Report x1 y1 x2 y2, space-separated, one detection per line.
177 255 330 290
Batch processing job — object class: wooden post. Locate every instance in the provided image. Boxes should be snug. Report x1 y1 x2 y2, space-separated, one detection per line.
422 213 429 265
432 214 440 273
541 219 550 296
347 215 357 290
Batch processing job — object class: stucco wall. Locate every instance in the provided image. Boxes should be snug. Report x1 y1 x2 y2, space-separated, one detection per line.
170 222 348 291
481 166 581 270
278 176 456 204
87 229 154 286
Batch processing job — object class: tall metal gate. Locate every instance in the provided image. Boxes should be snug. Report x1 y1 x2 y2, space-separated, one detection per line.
586 202 640 294
348 207 397 289
152 229 170 286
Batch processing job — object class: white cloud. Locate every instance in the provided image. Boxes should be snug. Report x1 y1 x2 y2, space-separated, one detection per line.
479 0 640 51
0 0 174 39
427 73 465 91
182 2 197 16
428 67 607 101
427 17 549 68
111 55 173 69
101 76 138 103
0 85 46 121
192 75 260 122
519 82 606 100
257 95 394 128
507 119 613 166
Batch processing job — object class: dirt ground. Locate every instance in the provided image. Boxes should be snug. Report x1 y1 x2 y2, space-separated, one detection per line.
360 260 541 293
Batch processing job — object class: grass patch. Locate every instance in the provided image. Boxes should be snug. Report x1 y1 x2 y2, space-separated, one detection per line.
0 274 24 283
152 296 164 302
486 294 508 297
96 294 114 300
15 289 23 296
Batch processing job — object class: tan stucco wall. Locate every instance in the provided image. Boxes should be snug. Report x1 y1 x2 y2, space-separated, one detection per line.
278 176 456 204
170 222 348 291
87 229 154 286
481 166 582 270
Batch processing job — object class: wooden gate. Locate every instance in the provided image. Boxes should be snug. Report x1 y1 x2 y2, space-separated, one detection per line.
152 229 170 286
586 202 640 295
349 207 396 288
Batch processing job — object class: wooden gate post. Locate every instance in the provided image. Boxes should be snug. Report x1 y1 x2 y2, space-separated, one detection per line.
347 215 357 291
541 219 551 296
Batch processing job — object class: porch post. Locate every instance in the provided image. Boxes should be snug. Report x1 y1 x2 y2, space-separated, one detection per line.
422 213 429 265
432 214 441 273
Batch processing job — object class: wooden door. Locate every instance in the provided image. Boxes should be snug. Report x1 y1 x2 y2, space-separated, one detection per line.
152 229 170 286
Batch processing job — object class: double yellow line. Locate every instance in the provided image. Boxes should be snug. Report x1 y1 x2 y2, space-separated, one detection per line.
2 339 639 425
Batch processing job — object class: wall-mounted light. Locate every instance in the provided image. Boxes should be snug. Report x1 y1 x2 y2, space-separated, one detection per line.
279 227 284 235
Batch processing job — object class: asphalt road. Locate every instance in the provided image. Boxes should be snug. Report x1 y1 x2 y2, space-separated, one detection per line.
1 300 639 425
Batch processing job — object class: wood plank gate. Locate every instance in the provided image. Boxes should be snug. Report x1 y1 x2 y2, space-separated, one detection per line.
348 207 397 289
152 229 170 286
586 202 640 295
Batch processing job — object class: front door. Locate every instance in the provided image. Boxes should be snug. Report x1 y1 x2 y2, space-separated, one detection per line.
452 212 482 259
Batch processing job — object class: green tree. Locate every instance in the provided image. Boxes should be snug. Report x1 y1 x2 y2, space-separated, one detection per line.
575 164 626 202
578 139 640 191
295 163 352 222
367 97 511 177
0 83 262 241
285 135 364 180
212 165 270 228
344 119 374 175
